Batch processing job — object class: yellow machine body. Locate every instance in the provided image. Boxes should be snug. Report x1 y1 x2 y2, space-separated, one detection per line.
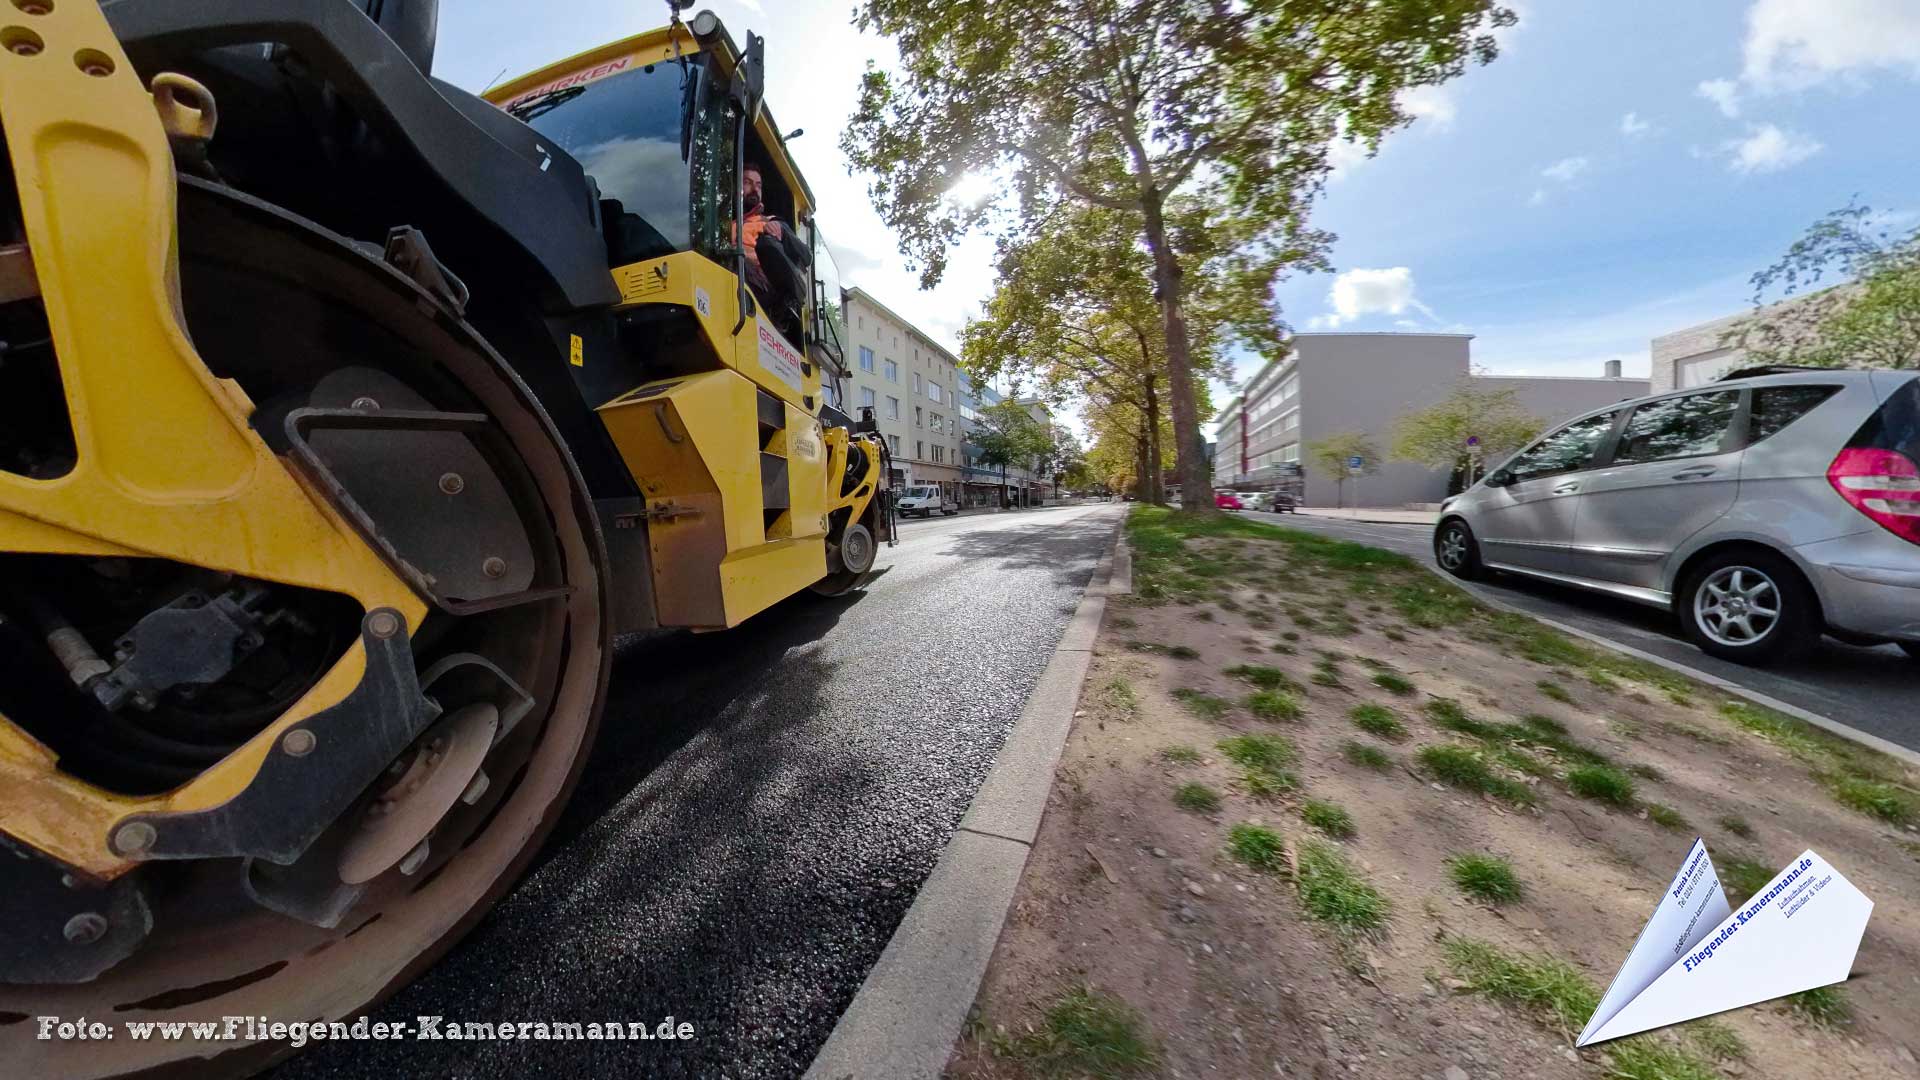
0 0 424 878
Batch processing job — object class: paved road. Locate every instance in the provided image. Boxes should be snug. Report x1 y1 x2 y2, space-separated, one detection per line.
1247 511 1920 753
281 504 1124 1080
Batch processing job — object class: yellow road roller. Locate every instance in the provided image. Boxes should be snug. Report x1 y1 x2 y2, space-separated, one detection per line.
0 1 889 1074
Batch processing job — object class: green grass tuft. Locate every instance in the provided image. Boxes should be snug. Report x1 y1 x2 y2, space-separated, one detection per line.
1717 858 1775 903
1246 689 1303 722
1536 680 1575 704
1442 937 1598 1037
1566 764 1637 806
1241 767 1300 799
1786 985 1853 1028
1101 678 1139 713
1349 703 1407 740
1645 803 1689 830
1301 799 1356 838
1172 782 1220 813
1294 839 1389 935
1827 775 1918 825
1218 733 1297 772
1341 741 1392 770
1417 745 1535 804
1680 1018 1748 1061
1170 688 1231 721
1447 853 1525 905
1226 822 1286 871
1716 814 1754 840
1159 744 1201 765
1224 664 1298 691
989 984 1159 1077
1370 671 1417 696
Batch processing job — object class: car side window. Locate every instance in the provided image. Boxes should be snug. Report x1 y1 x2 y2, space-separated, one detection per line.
1506 411 1618 482
1750 385 1840 443
1613 391 1741 465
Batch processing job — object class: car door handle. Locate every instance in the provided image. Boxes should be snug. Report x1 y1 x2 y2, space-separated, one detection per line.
1552 481 1581 495
1671 467 1717 480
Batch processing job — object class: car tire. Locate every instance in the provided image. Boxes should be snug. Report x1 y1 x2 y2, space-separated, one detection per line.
1433 518 1485 581
1678 549 1817 666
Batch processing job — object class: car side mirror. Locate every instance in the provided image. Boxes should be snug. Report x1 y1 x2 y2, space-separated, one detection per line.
1484 470 1513 488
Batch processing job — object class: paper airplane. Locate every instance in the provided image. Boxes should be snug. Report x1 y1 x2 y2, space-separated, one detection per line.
1577 839 1872 1046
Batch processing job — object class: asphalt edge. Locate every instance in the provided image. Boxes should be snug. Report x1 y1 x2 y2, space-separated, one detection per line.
803 513 1131 1080
1431 565 1920 771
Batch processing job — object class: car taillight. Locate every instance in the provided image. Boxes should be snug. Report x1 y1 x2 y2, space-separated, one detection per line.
1828 447 1920 545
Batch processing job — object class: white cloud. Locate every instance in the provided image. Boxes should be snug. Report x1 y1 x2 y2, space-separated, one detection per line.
1619 112 1653 137
1696 78 1741 117
1528 187 1548 207
1741 0 1920 90
1723 123 1823 174
1397 85 1458 132
1326 136 1373 182
1314 267 1436 328
1540 156 1589 183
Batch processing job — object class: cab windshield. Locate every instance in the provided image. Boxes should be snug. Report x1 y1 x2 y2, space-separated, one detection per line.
903 486 938 500
508 57 697 263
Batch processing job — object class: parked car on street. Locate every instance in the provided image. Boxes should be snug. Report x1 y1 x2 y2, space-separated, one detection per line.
1216 492 1245 510
1270 491 1300 513
1433 368 1920 666
896 484 959 518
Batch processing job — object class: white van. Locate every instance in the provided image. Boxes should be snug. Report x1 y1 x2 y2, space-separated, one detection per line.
896 484 959 518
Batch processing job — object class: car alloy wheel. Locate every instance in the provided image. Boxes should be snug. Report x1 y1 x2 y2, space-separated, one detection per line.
1437 526 1469 571
1692 565 1782 647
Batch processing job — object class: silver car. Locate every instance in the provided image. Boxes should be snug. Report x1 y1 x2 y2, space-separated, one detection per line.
1433 368 1920 666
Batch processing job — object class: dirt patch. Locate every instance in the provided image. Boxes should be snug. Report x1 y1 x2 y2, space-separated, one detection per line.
947 507 1920 1079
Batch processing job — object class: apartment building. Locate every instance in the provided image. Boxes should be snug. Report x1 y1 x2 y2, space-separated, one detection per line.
1214 333 1650 507
958 375 1051 506
840 287 965 495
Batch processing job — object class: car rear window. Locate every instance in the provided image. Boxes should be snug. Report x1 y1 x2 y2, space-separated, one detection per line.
1850 378 1920 460
1749 385 1841 444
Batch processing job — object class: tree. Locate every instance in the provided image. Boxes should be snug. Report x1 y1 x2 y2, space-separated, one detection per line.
969 399 1054 506
1307 431 1379 509
962 202 1237 506
846 0 1516 515
1727 201 1920 370
1389 381 1542 492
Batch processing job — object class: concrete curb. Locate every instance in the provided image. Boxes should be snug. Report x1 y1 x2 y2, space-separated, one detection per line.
1427 565 1920 771
804 520 1131 1080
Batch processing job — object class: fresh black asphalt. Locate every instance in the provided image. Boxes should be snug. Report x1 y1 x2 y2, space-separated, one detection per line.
277 503 1123 1080
1247 511 1920 754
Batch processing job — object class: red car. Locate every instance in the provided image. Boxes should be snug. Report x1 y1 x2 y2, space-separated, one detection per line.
1215 492 1244 510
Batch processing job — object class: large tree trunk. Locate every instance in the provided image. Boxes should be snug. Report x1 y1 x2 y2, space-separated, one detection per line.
1139 191 1212 513
1144 375 1166 505
1133 425 1151 501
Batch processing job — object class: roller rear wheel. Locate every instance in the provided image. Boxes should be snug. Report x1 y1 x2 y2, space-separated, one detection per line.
0 184 610 1078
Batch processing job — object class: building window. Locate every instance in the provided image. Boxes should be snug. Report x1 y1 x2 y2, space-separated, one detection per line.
932 445 944 464
887 395 900 420
887 434 901 455
884 359 898 382
930 412 943 433
914 406 923 427
858 346 874 373
861 387 876 409
1281 444 1299 463
913 372 923 395
928 381 944 404
916 440 924 459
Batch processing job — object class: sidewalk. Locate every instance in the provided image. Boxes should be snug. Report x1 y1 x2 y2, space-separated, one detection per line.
1291 506 1438 526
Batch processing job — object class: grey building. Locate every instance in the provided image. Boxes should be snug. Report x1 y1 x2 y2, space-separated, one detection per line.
841 287 964 494
1649 292 1827 392
958 374 1050 506
1213 332 1651 508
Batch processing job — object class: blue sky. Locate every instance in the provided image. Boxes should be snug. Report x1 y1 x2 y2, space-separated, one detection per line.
432 1 1920 400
